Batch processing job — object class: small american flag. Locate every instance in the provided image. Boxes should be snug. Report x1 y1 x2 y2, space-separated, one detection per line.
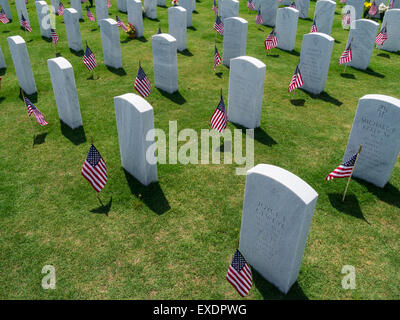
116 16 128 31
58 2 64 15
376 26 388 45
389 0 394 8
212 0 218 15
248 0 255 11
24 97 48 126
83 45 97 71
214 15 224 35
288 65 303 93
226 250 252 297
342 11 351 28
107 0 112 7
0 9 10 24
51 29 59 46
326 152 358 181
214 45 221 71
289 1 296 8
369 1 378 16
310 19 317 33
340 0 346 2
21 14 32 32
86 6 95 21
157 26 162 34
256 9 263 25
81 144 107 192
210 94 227 133
134 66 151 98
339 42 352 65
264 29 277 50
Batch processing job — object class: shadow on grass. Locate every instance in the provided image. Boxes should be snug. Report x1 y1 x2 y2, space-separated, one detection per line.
377 53 390 59
301 90 343 107
302 17 313 22
231 123 277 147
193 10 199 14
42 36 52 43
284 49 300 57
124 170 170 215
253 269 308 300
290 99 305 106
358 67 385 78
188 26 197 31
91 196 112 216
354 178 400 209
328 193 370 224
2 30 10 33
106 66 127 76
146 17 160 22
157 88 186 105
70 49 84 57
19 91 38 103
0 97 5 104
33 132 48 146
0 68 6 76
215 72 223 78
334 39 341 44
340 73 356 80
60 121 87 145
266 53 279 58
178 49 193 56
56 52 62 57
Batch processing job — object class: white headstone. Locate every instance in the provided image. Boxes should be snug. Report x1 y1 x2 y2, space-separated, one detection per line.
259 0 278 27
222 17 248 67
50 0 60 15
127 0 144 38
344 95 400 188
179 0 193 27
0 46 6 69
0 0 12 20
276 7 299 51
118 0 128 12
152 34 178 93
15 0 30 25
144 0 157 19
100 18 122 69
64 8 83 52
393 0 400 8
377 9 400 53
298 32 334 95
95 0 108 26
239 164 318 294
71 0 83 20
295 0 310 19
346 0 364 20
313 0 336 36
7 36 36 95
344 19 379 70
114 93 158 186
47 57 83 130
157 0 166 6
35 1 51 39
228 56 266 129
168 6 187 52
219 0 239 22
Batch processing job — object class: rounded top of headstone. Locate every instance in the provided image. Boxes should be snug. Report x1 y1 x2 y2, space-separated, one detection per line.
231 56 266 70
7 35 25 45
47 57 73 70
65 8 78 15
247 164 318 205
360 94 400 109
279 6 299 14
317 0 336 5
224 17 248 25
100 18 118 27
152 33 177 44
168 5 187 13
304 32 334 43
36 1 48 4
386 8 400 17
114 93 154 113
355 19 380 27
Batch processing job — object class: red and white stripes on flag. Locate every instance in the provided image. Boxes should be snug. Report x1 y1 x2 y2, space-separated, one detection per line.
376 26 388 45
288 65 303 93
226 250 252 297
58 2 64 16
214 15 224 35
21 14 32 32
134 66 151 98
369 2 378 16
256 9 263 25
0 9 10 24
212 0 218 15
339 42 352 65
81 144 108 192
210 94 227 133
326 152 358 181
83 45 97 71
116 16 128 31
24 97 48 126
107 0 112 8
51 29 59 46
264 29 277 50
214 45 222 71
86 6 95 22
310 20 317 33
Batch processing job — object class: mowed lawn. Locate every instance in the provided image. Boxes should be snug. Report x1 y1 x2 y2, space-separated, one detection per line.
1 0 399 299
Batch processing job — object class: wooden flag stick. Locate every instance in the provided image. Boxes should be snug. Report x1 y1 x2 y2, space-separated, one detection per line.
97 194 104 206
342 145 363 202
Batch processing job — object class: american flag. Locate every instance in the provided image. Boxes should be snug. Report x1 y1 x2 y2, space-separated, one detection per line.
376 26 388 45
288 65 303 93
342 11 351 28
326 152 358 181
226 250 252 297
107 0 112 7
264 29 277 50
24 97 48 126
21 14 32 32
214 15 224 35
339 42 352 65
134 66 151 98
58 2 64 15
210 94 227 133
86 6 95 21
310 19 317 33
256 9 263 25
248 0 255 11
340 0 346 3
51 29 59 46
116 16 128 31
369 1 378 16
214 45 221 71
83 45 97 71
389 0 394 8
157 26 162 34
0 9 10 24
212 0 218 15
81 144 107 192
289 1 296 8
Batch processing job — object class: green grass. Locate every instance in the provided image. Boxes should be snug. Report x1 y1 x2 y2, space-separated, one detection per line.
0 0 399 299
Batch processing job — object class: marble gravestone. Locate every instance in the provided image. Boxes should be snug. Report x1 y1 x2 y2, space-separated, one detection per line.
343 95 400 188
295 0 310 19
259 0 278 27
376 9 400 53
50 0 60 15
144 0 157 19
47 57 83 130
0 0 12 20
15 0 30 25
7 36 36 95
118 0 128 12
344 19 379 70
168 6 187 52
94 0 109 26
313 0 336 36
219 0 239 22
392 0 400 8
222 17 248 67
280 0 292 5
35 1 51 39
346 0 364 20
100 18 122 69
276 7 299 52
127 0 144 38
157 0 166 6
0 46 6 69
298 33 334 95
71 0 83 20
192 0 195 11
228 56 266 129
64 9 83 52
179 0 193 27
114 93 158 186
239 164 318 294
152 34 178 93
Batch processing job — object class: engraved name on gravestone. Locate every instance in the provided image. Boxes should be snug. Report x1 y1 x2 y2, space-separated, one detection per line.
222 17 248 67
239 164 318 294
313 0 336 36
127 0 144 38
376 9 400 53
276 7 299 52
343 95 400 188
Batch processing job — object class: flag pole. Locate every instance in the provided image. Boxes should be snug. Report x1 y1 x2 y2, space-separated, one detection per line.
20 88 36 148
342 145 362 202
